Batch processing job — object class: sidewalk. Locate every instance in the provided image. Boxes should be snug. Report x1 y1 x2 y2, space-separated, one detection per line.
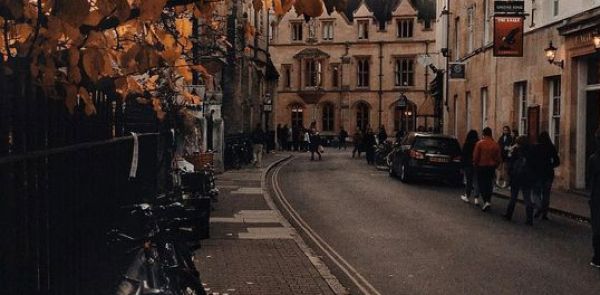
195 153 346 295
494 187 590 221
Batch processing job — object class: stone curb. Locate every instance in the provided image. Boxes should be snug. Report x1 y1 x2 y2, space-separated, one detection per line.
261 154 350 295
493 191 590 223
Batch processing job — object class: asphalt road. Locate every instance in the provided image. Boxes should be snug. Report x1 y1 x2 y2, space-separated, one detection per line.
269 149 600 295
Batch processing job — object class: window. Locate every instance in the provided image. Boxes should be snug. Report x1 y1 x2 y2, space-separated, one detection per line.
395 58 415 87
516 82 528 135
291 104 304 128
304 59 322 87
394 101 416 132
454 17 460 60
291 22 303 41
466 92 471 131
356 102 369 131
453 95 459 136
378 21 386 31
481 87 488 129
483 0 491 44
322 103 334 131
331 64 339 88
467 7 474 53
530 0 536 27
549 78 561 149
397 19 414 38
282 65 291 88
358 20 369 39
552 0 559 17
322 21 334 40
357 58 370 87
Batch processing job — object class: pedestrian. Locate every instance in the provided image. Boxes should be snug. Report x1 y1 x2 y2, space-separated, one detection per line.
461 130 480 205
352 129 363 158
309 127 322 161
503 136 535 225
512 129 519 143
588 128 600 268
292 125 300 151
365 127 377 165
531 131 560 220
473 127 502 212
497 126 513 188
338 127 348 150
302 126 310 152
378 125 388 144
285 124 292 151
251 124 265 168
276 124 283 151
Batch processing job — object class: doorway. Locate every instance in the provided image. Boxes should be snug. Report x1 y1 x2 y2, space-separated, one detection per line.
586 91 600 188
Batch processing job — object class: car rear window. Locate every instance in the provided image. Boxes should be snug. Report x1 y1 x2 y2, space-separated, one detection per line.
413 137 461 155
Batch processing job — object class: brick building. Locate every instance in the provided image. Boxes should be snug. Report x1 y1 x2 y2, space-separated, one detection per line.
270 0 437 140
437 0 600 190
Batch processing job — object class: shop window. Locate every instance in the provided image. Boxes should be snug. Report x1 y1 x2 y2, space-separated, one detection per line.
394 58 414 86
549 78 561 150
358 20 369 40
357 58 370 88
322 103 335 132
396 19 413 38
291 22 303 41
291 104 304 128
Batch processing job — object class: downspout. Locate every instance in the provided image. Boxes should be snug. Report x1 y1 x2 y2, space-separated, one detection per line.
424 41 430 128
340 42 350 131
378 41 383 128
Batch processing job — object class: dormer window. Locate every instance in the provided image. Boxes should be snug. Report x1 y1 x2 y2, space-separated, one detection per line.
291 22 303 41
358 20 369 40
322 21 334 40
397 19 414 38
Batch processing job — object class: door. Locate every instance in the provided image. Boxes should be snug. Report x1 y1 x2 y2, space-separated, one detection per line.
586 91 600 188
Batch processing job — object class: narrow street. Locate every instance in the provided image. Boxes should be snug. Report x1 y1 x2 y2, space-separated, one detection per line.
269 149 600 295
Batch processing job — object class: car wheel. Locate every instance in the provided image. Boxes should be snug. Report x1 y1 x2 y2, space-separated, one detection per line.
399 163 410 183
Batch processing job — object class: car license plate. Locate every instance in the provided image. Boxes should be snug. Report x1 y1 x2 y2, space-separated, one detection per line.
430 157 449 163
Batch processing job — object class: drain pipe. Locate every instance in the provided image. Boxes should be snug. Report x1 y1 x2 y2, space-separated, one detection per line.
378 41 383 128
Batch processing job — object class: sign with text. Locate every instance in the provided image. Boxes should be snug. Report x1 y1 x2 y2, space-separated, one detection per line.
493 16 524 57
494 1 525 13
449 63 466 79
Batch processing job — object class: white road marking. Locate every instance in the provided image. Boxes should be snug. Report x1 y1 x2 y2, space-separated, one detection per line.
271 157 383 295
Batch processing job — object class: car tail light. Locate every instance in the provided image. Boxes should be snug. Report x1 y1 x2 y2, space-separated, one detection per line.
409 150 425 160
452 156 462 162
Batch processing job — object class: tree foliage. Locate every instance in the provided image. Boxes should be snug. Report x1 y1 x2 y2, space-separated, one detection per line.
0 0 346 118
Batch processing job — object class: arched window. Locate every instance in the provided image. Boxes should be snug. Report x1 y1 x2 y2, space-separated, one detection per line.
322 103 334 131
393 100 417 132
291 104 304 128
356 102 369 131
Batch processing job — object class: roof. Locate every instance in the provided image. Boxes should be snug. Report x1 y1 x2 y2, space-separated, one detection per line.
342 0 436 23
293 48 331 59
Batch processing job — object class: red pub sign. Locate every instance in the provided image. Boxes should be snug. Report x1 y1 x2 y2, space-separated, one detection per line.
493 16 524 57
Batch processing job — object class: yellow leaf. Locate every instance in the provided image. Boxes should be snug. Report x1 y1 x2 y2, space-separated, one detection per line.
175 58 193 83
139 0 167 21
175 18 193 38
126 76 143 95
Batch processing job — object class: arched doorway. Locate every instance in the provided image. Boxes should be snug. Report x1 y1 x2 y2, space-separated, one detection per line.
393 99 417 132
290 104 304 128
356 102 370 131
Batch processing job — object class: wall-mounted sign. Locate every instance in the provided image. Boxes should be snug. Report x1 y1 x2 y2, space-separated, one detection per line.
493 16 524 57
494 1 525 14
449 62 466 79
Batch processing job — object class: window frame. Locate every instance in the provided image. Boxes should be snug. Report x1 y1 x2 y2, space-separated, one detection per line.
282 64 291 89
322 103 335 132
357 20 369 40
552 0 559 17
516 81 528 136
356 58 370 88
549 77 561 149
356 102 370 131
322 21 334 41
481 87 488 130
291 21 303 41
396 18 414 38
304 59 322 88
291 104 304 128
331 64 340 88
394 58 415 87
467 6 474 53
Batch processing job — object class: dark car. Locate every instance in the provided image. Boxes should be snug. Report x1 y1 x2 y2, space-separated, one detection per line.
388 133 463 184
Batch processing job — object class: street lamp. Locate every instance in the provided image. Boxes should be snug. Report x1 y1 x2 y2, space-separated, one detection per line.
594 33 600 51
544 41 564 69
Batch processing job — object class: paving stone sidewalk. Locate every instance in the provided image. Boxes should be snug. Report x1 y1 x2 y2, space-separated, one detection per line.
494 187 591 221
195 153 340 295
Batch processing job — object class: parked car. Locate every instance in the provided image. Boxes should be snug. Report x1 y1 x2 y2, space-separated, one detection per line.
388 133 463 184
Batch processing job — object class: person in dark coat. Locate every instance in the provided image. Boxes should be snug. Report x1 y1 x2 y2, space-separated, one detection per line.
352 129 363 158
276 124 283 151
461 130 480 205
395 128 406 144
251 124 265 167
364 127 377 165
338 127 348 150
531 131 560 220
292 125 300 151
588 128 600 268
309 127 322 161
503 136 535 225
378 125 388 144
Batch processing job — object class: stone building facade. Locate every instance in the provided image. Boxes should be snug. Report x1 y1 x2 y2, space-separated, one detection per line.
437 0 600 190
270 0 437 139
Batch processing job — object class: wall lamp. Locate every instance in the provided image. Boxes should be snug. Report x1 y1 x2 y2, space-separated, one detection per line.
544 41 564 69
594 32 600 51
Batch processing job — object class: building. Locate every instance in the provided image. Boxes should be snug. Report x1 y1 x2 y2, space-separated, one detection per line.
270 0 437 140
437 0 600 190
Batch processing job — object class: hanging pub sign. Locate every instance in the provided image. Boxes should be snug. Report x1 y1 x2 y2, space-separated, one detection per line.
494 1 525 14
493 16 524 57
449 62 466 79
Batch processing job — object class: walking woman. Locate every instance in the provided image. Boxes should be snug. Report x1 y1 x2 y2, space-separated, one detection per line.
352 129 363 158
588 128 600 268
461 130 480 205
503 136 535 225
531 131 560 220
364 127 377 165
308 127 322 161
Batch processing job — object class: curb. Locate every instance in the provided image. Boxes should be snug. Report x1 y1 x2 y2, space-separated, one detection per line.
261 154 350 295
493 191 590 223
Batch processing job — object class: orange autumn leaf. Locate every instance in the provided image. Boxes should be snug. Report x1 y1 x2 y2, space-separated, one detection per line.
64 83 78 114
175 58 193 83
78 87 97 116
175 18 193 38
139 0 167 21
